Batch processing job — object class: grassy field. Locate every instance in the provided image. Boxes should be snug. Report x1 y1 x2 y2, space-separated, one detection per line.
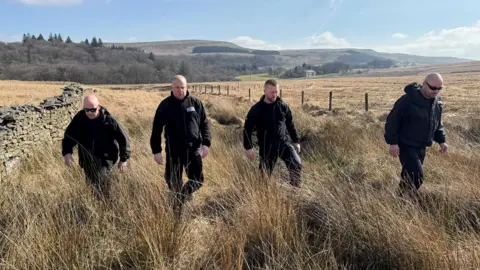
1 74 480 269
235 72 272 81
0 80 66 106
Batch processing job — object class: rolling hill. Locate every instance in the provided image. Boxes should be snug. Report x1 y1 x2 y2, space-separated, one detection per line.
106 39 472 68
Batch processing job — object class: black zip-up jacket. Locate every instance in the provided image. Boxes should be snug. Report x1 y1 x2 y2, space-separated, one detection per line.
384 82 446 148
150 91 211 155
62 107 131 168
243 95 300 153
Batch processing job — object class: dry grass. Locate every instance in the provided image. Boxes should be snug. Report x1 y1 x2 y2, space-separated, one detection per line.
0 80 67 106
1 76 480 269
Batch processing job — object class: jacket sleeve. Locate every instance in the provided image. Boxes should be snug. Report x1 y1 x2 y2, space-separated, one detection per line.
384 95 408 145
61 112 80 156
112 118 131 162
243 105 257 150
285 104 300 144
199 101 211 147
434 102 446 144
150 102 166 154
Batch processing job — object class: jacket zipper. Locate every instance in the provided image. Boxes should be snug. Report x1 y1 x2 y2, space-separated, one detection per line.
428 102 433 143
183 100 188 148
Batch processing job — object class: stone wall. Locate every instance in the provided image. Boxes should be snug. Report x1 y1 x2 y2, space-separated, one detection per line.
0 83 84 181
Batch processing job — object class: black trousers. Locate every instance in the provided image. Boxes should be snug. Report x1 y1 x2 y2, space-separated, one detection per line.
398 143 426 193
164 147 204 200
259 143 302 187
82 158 113 201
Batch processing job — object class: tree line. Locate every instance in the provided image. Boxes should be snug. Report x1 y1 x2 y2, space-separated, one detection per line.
280 58 397 79
0 38 272 84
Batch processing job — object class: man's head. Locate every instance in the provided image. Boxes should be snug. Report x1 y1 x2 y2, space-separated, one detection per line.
421 73 444 99
263 79 278 103
83 94 101 119
171 75 187 100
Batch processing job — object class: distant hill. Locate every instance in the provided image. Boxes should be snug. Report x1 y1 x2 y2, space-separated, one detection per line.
104 40 248 55
353 61 480 77
1 36 476 85
107 39 472 67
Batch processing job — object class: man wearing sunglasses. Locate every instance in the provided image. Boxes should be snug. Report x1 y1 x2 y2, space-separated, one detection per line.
62 94 131 201
384 73 447 197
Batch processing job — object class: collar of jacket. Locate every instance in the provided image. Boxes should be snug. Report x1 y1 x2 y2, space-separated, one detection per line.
404 82 437 109
170 90 190 102
259 94 282 104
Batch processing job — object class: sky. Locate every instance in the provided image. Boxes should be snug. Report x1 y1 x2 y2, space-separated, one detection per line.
1 0 480 59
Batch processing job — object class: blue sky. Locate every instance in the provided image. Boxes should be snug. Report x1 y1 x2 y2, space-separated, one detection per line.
1 0 480 59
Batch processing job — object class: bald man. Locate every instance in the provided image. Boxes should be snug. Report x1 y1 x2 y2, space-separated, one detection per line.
150 75 211 206
62 94 131 201
384 73 447 196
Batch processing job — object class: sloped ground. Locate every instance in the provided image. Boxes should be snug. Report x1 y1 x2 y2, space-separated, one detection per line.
0 89 480 269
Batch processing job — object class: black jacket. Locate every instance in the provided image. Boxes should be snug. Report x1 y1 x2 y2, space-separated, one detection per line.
384 82 446 148
243 95 300 153
150 91 211 154
62 107 131 168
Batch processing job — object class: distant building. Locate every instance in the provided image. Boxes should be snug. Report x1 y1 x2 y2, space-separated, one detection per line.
305 69 316 77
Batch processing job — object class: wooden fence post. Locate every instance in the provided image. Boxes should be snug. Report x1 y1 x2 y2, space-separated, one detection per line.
205 85 207 93
227 86 229 96
365 93 369 111
218 85 221 95
301 91 304 105
329 91 332 111
249 88 251 100
280 89 282 98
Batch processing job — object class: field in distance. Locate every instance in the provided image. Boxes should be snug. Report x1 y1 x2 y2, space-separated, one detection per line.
92 71 480 121
3 71 480 120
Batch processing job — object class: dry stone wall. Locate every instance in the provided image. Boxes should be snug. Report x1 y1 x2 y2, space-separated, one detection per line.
0 83 84 181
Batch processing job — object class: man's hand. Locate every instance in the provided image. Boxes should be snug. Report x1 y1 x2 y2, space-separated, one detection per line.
294 143 301 153
389 144 399 158
64 154 74 167
201 145 209 159
440 143 448 153
118 161 127 172
154 153 163 165
246 149 255 160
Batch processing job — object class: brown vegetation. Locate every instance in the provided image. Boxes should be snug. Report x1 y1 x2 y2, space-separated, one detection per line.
1 75 480 269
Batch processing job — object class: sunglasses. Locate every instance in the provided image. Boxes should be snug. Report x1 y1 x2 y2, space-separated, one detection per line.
425 81 443 91
84 107 97 113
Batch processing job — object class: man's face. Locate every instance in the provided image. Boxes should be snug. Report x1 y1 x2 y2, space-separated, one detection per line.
264 84 278 102
172 80 187 99
83 104 100 119
422 80 443 98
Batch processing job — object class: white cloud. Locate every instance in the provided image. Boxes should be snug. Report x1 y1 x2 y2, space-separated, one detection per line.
128 37 137 42
15 0 83 5
392 33 408 39
375 21 480 59
229 36 282 50
306 31 350 48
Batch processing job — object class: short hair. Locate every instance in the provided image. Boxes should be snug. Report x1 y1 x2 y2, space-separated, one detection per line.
264 79 277 87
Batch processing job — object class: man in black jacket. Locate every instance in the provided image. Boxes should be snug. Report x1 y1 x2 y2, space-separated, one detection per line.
385 73 447 195
150 75 211 204
62 94 131 201
243 79 302 187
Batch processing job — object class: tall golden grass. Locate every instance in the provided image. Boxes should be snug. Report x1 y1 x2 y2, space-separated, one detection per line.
1 78 480 269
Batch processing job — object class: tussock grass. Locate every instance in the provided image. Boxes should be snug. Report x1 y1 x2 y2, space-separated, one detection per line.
1 85 480 269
